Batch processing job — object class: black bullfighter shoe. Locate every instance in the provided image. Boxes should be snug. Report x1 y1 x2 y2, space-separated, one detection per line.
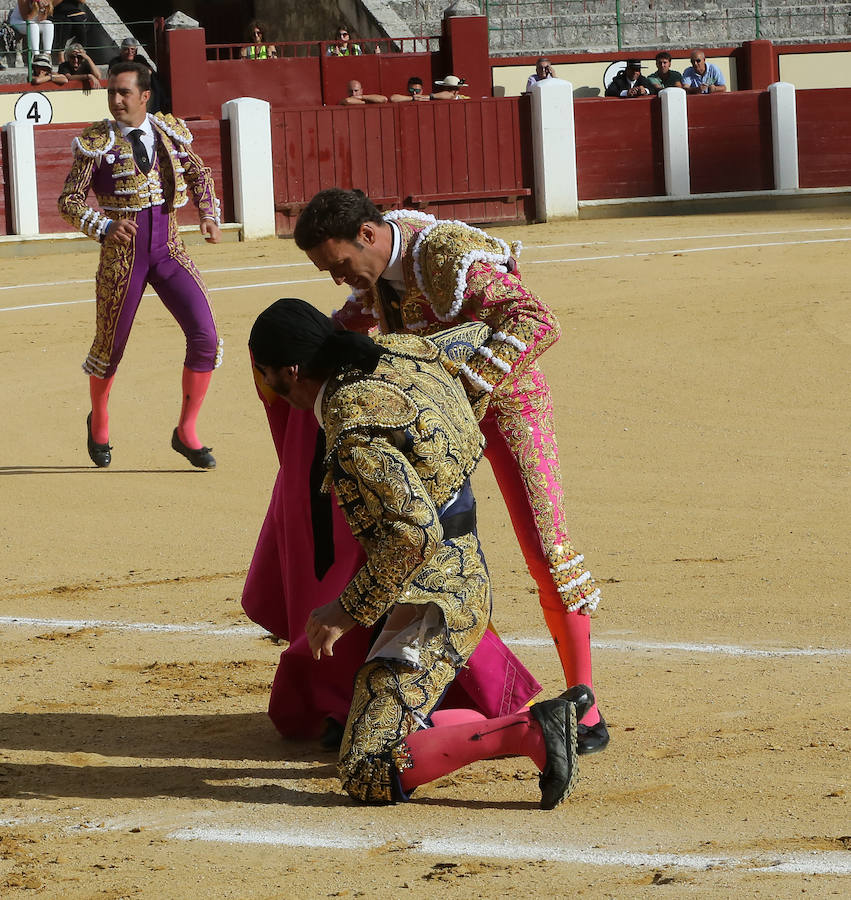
559 684 610 755
530 697 579 810
86 413 111 468
171 428 216 469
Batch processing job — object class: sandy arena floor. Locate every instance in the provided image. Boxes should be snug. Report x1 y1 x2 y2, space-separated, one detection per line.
0 208 848 898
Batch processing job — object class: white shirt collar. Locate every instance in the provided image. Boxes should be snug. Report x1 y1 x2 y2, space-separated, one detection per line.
380 221 405 293
313 377 331 428
117 114 153 140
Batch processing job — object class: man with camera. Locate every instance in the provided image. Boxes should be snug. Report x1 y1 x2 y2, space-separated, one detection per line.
526 57 556 92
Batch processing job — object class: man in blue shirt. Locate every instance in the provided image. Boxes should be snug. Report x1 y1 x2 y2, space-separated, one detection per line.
682 50 727 94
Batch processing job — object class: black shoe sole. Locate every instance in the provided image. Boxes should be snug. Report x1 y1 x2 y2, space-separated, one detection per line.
531 698 579 810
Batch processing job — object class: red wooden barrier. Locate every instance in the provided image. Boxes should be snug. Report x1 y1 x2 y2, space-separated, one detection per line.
271 97 534 235
204 58 323 118
574 98 665 201
397 98 533 224
687 91 774 194
32 120 233 234
33 125 79 234
321 53 438 109
797 88 851 189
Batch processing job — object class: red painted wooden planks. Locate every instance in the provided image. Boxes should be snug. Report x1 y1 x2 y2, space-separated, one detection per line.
574 98 665 201
797 88 851 188
687 91 773 194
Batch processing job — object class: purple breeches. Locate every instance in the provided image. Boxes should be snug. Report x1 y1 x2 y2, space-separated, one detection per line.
83 205 220 379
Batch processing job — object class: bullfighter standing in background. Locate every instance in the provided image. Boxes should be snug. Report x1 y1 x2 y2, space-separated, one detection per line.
58 61 222 469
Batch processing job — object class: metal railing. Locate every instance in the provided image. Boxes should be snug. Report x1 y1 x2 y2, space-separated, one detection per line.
9 17 156 81
206 35 441 62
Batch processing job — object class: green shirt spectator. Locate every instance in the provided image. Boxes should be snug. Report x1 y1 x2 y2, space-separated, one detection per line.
647 52 683 93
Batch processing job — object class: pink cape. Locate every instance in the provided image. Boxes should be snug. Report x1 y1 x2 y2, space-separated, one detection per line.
242 369 541 739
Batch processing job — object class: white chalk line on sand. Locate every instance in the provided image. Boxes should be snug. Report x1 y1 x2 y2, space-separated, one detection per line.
0 277 328 313
4 230 851 313
5 223 851 294
165 825 851 875
3 814 849 875
2 815 847 876
526 235 851 266
0 616 847 658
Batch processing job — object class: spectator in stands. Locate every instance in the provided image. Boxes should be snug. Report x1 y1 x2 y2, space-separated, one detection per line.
431 74 469 100
682 50 727 94
341 79 387 105
107 36 143 70
58 41 99 89
605 59 653 98
241 20 276 60
108 37 167 113
327 24 360 57
525 56 556 92
30 50 66 84
390 76 430 102
647 51 683 92
10 0 54 57
53 0 92 54
0 18 15 70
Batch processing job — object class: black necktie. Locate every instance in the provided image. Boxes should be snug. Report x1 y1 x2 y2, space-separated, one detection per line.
377 277 404 332
309 426 334 581
129 129 151 174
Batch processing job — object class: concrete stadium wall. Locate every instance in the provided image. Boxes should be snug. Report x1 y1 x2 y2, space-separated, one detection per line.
358 1 851 55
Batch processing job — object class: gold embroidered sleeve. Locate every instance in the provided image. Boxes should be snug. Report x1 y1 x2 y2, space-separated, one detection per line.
334 433 443 626
58 151 113 242
181 143 220 224
459 261 561 396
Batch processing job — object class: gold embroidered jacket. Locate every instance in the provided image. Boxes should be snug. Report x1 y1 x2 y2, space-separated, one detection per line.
58 113 221 242
336 212 560 415
320 332 486 641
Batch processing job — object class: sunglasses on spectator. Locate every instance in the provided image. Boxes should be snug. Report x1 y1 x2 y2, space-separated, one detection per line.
338 31 349 38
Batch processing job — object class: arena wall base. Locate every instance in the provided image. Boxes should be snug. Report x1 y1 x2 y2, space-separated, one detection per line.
577 187 851 219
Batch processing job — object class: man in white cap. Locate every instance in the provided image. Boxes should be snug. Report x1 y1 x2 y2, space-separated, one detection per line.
431 74 469 100
29 52 68 87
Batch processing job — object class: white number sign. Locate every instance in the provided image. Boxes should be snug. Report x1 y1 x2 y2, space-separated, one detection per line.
14 92 54 126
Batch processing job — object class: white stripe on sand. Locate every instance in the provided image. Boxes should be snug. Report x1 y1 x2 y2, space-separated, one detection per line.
0 277 328 312
0 615 846 657
510 636 851 657
4 232 851 313
0 616 260 636
526 223 851 249
526 236 851 266
168 826 851 875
